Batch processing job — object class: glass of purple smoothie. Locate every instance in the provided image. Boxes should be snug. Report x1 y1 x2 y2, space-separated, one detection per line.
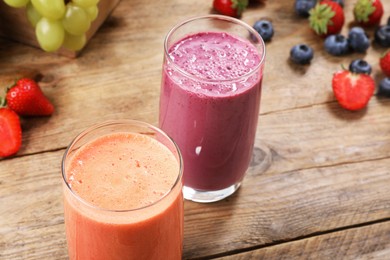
159 15 265 203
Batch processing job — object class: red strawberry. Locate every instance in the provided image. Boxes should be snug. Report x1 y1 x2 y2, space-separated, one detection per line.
6 78 54 116
332 70 375 111
213 0 248 17
309 0 345 37
353 0 383 26
379 50 390 77
0 108 22 157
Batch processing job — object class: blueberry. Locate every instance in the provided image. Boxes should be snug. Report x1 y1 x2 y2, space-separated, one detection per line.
348 27 369 53
294 0 317 17
324 34 350 56
349 59 372 75
377 78 390 97
290 44 314 64
253 19 274 42
374 25 390 47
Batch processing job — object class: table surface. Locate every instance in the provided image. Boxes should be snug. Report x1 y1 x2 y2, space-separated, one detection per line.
1 0 390 259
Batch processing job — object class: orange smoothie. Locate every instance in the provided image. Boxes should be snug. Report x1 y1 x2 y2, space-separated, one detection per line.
62 130 183 260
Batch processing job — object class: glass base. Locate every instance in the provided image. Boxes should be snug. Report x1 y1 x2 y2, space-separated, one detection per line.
183 182 241 203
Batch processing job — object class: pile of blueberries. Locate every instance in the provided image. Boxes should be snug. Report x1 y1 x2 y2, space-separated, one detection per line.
322 21 390 56
251 0 390 97
289 22 390 64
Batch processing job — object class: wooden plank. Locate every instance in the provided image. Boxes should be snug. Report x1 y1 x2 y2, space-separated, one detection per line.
2 85 390 180
254 2 388 114
0 151 67 260
182 156 390 258
253 99 390 175
1 150 389 259
0 0 388 159
217 221 390 260
0 0 390 259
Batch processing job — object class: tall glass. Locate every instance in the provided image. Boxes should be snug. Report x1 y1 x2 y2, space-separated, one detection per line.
159 15 265 203
61 120 183 259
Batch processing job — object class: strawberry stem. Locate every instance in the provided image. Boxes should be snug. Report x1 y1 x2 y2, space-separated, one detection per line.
354 0 375 23
0 96 6 108
309 3 335 35
231 0 248 16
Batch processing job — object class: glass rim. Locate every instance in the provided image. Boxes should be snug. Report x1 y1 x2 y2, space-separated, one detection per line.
163 14 266 84
61 119 184 213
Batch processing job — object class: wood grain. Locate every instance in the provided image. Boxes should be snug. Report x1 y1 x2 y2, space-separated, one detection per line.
217 222 390 260
182 155 390 258
0 151 66 260
1 148 389 258
0 0 390 259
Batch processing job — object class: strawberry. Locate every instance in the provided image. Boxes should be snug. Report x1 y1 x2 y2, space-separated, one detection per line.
6 78 54 116
353 0 383 26
379 50 390 77
213 0 248 17
0 108 22 157
332 70 375 111
309 0 345 37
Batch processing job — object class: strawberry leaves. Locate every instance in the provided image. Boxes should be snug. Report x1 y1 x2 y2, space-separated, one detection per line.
309 3 336 35
0 96 6 107
309 1 345 37
0 77 54 158
353 0 383 26
354 0 376 23
213 0 248 17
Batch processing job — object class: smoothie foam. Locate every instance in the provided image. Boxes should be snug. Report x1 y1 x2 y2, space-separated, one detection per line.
66 132 179 211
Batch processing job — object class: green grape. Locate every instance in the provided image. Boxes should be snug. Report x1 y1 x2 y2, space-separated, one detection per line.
31 0 65 20
35 17 65 52
62 3 91 36
3 0 29 8
85 5 99 22
26 2 42 27
62 32 87 51
72 0 99 8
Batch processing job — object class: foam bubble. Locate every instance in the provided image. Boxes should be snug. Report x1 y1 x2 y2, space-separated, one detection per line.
169 32 260 85
67 133 180 210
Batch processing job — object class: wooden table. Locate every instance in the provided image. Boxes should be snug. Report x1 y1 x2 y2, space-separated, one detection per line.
1 1 390 259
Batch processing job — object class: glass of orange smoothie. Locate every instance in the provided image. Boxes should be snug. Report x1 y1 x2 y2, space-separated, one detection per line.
61 120 183 260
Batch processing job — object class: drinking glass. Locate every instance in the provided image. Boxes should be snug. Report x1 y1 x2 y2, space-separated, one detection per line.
159 15 266 203
62 120 183 259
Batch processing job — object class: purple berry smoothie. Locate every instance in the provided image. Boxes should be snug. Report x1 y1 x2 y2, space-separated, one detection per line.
159 31 263 191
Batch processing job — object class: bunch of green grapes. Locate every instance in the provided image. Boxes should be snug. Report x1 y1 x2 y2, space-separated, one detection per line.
3 0 99 52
